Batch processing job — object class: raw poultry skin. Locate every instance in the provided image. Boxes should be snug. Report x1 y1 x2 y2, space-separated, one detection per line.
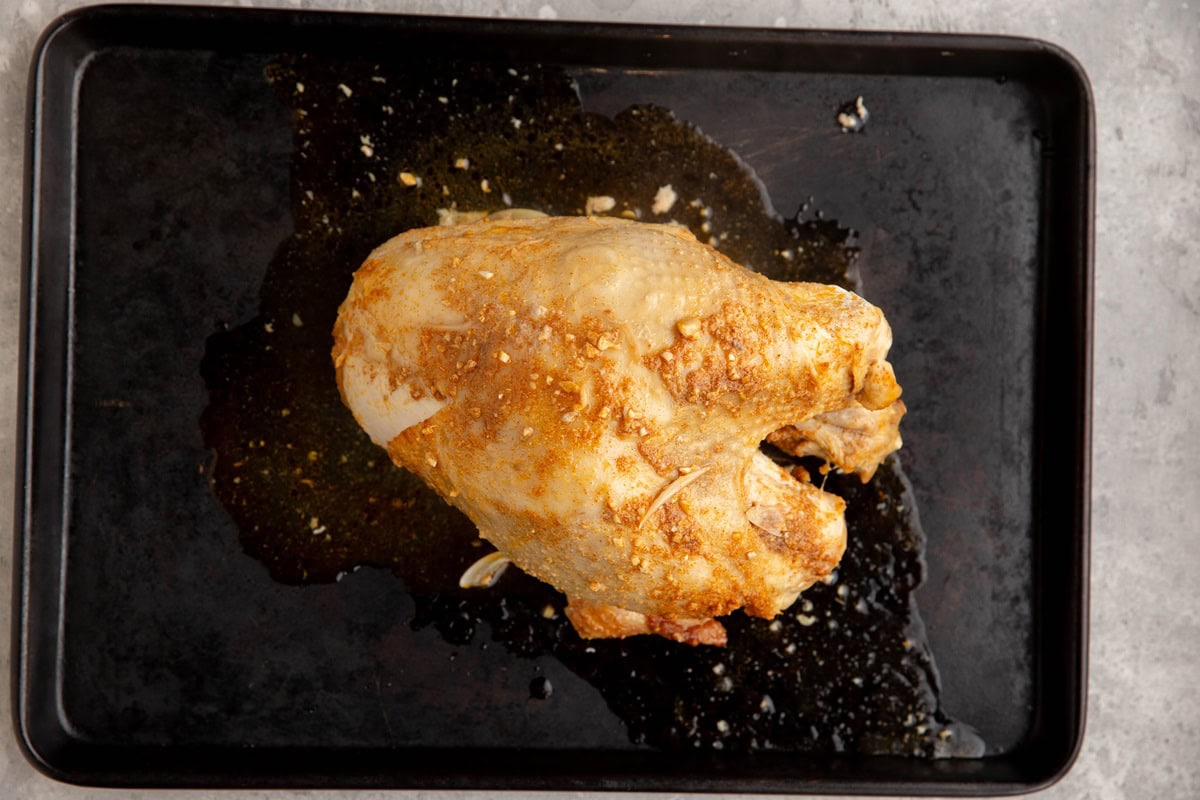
332 215 905 646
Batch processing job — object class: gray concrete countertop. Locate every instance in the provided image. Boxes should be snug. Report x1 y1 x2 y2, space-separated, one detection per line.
1 0 1196 798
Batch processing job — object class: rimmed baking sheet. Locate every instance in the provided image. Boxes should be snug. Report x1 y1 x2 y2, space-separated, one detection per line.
14 4 1091 793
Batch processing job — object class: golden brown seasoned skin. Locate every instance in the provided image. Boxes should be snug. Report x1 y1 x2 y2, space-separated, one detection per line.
332 215 904 645
565 597 728 647
767 399 907 483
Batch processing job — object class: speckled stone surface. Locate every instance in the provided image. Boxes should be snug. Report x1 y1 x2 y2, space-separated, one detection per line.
1 0 1197 798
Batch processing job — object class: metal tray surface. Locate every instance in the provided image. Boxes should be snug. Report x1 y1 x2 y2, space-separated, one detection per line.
13 4 1092 793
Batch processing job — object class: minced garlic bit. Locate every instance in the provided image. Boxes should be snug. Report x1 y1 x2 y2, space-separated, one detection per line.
837 95 870 132
498 350 511 363
651 184 677 215
338 83 352 97
480 178 491 193
585 195 617 215
455 157 470 170
478 270 494 280
398 171 420 187
676 317 702 338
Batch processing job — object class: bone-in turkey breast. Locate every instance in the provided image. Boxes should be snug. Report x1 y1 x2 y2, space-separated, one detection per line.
332 214 904 645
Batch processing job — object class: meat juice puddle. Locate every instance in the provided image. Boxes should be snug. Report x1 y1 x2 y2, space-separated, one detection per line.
199 56 982 756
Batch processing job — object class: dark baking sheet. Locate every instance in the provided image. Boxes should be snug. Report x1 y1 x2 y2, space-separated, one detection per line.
13 4 1092 793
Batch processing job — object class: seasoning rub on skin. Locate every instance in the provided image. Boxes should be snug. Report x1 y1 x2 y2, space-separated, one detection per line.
332 212 905 646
